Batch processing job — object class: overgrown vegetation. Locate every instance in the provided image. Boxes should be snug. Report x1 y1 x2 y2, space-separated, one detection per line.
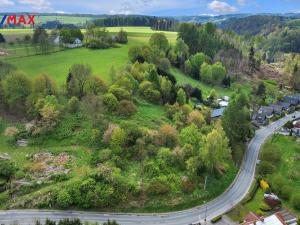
0 27 243 212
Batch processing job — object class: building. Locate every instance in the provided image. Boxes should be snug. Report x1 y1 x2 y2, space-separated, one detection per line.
211 108 225 119
217 96 230 108
283 96 300 106
240 212 288 225
52 35 83 48
276 101 292 111
269 104 284 115
292 120 300 136
53 36 60 45
63 38 83 48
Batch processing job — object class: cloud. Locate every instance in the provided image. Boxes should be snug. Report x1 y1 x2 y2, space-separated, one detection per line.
18 0 51 11
237 0 246 5
208 0 237 13
0 0 15 7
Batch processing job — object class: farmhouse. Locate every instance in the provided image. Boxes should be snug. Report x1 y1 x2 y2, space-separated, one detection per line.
52 36 83 48
64 38 83 48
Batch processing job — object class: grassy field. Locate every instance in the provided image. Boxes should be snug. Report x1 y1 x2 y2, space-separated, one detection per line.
5 46 130 85
36 15 93 25
1 27 177 85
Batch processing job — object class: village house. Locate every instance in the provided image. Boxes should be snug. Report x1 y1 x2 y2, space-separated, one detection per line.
252 95 300 125
283 96 300 106
276 101 292 111
292 120 300 136
52 36 83 48
211 108 225 119
269 104 284 114
240 212 287 225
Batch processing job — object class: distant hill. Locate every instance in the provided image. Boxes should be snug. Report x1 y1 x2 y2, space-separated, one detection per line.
218 14 300 36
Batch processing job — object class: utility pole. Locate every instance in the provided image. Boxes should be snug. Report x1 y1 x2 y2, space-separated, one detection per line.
204 176 208 190
204 204 208 225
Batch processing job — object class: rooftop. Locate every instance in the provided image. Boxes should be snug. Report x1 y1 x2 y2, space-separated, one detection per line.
211 108 225 118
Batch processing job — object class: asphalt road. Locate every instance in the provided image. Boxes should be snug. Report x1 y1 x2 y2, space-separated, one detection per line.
1 111 299 225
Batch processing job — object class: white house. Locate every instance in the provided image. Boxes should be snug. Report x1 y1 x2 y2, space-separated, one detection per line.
64 38 83 49
53 36 60 45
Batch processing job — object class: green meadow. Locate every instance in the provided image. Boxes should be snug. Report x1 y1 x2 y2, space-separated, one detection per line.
1 27 177 85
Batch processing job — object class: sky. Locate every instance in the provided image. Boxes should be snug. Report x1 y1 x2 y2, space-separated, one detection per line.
0 0 300 16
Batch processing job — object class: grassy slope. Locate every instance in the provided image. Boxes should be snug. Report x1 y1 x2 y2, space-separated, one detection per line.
228 135 300 221
0 27 241 212
171 68 251 97
266 135 300 217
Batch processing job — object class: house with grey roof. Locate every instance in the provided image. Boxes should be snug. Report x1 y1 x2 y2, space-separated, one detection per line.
283 96 300 106
211 108 225 119
276 101 292 111
269 104 284 114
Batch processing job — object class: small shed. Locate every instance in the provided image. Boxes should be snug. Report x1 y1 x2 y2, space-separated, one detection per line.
211 108 225 119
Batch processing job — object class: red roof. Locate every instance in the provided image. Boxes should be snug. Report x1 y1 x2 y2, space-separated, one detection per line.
244 212 260 223
295 121 300 128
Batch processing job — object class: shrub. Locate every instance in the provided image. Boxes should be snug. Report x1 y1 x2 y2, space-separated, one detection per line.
188 111 205 128
2 72 32 114
280 185 292 200
260 180 270 190
84 76 107 95
181 176 197 193
158 124 178 148
103 93 118 111
4 126 19 137
67 96 79 113
108 85 130 101
56 189 72 208
0 160 17 180
211 216 222 223
103 123 119 144
292 194 300 210
116 100 137 117
146 178 170 196
258 161 275 175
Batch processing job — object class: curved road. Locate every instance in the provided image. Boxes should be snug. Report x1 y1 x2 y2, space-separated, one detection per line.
1 111 299 225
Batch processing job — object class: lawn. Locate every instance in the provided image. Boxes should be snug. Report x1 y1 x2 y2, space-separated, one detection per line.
6 46 130 85
2 27 177 85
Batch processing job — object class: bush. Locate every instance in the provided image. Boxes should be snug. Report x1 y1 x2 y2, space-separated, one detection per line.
292 194 300 210
67 97 79 113
116 100 137 117
258 161 275 175
146 178 170 196
56 189 72 208
4 126 19 137
280 185 292 200
181 176 197 193
109 85 130 101
158 124 178 148
211 216 222 223
103 93 118 111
